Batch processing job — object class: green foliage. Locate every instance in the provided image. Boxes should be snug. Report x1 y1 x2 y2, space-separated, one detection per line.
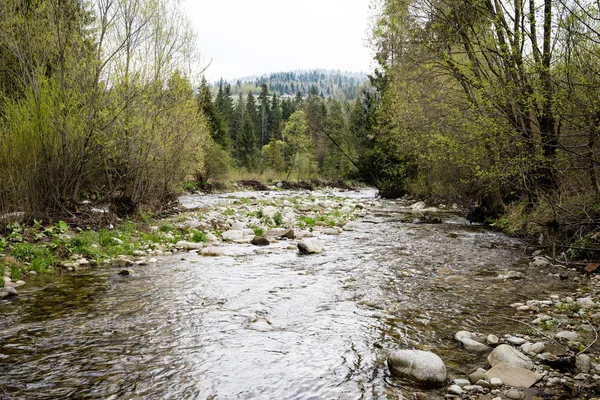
191 231 207 243
251 226 265 236
297 216 316 228
273 212 283 226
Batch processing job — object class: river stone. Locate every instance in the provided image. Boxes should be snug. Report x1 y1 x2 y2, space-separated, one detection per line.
113 258 133 267
488 345 535 370
231 221 245 231
387 350 447 387
410 201 427 210
0 287 18 299
262 206 278 218
487 334 500 345
577 297 597 309
576 354 592 373
505 388 525 399
298 238 324 255
447 384 463 395
118 269 135 276
522 342 545 355
476 379 492 389
555 331 579 341
200 247 224 257
206 233 219 243
490 377 504 387
222 229 244 242
530 256 552 267
469 369 488 384
296 230 313 238
499 271 525 280
453 378 471 387
485 363 541 388
251 236 270 246
507 336 527 346
175 240 204 250
455 331 475 342
461 338 489 352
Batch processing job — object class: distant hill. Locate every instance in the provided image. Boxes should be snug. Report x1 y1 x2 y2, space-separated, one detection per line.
217 70 368 101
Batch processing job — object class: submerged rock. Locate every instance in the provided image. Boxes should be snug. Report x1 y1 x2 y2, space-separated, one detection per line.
387 349 447 387
0 286 18 299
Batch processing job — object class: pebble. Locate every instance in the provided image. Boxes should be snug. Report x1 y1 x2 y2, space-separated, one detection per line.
555 331 579 341
490 377 503 387
476 379 492 389
469 370 488 384
453 379 470 387
505 389 524 399
486 334 499 345
507 336 527 345
447 385 463 395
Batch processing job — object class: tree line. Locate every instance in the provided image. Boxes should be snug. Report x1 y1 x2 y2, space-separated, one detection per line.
197 79 373 184
365 0 600 257
226 70 368 101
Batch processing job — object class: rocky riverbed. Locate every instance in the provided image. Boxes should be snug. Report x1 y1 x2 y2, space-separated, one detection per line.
1 188 598 399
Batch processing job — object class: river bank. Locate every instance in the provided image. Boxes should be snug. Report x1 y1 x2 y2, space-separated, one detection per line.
1 187 599 399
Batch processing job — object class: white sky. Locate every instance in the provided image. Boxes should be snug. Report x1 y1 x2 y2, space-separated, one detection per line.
182 0 374 82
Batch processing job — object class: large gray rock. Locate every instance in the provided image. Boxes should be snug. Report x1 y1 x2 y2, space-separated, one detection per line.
0 286 18 299
488 344 535 370
298 238 324 255
485 363 540 388
387 350 447 387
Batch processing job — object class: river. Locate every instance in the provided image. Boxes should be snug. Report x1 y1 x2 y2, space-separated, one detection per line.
0 189 577 399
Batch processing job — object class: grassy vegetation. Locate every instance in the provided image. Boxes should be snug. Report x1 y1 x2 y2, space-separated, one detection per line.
0 217 206 281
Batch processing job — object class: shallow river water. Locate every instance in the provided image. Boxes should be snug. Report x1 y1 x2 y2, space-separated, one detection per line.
0 190 577 399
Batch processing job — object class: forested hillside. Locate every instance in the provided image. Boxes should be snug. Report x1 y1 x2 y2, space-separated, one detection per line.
362 0 600 258
224 70 368 101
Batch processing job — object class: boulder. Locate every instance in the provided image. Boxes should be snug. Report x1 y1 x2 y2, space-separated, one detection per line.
485 363 540 388
488 344 535 370
387 349 447 387
298 238 324 255
0 286 18 299
251 236 270 246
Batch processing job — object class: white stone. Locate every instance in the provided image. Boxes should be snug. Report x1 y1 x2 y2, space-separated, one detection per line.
447 385 463 395
387 349 447 387
507 336 527 346
577 297 597 309
555 331 579 341
298 238 324 255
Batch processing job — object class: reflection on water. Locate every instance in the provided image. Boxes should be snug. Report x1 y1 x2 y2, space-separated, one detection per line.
0 191 576 399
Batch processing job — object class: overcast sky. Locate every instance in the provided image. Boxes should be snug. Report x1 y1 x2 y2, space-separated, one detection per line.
182 0 374 82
